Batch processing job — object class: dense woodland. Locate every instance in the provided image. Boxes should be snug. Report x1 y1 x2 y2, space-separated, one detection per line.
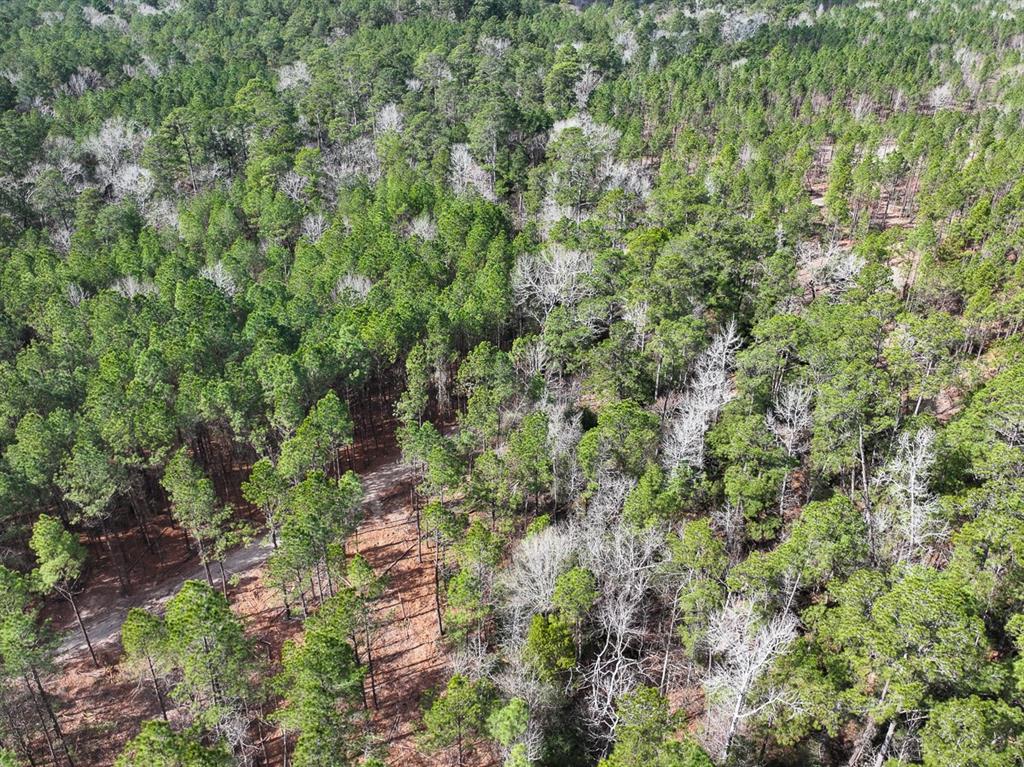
1 0 1024 764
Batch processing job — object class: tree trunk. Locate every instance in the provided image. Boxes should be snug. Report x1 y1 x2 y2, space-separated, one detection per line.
846 717 878 767
659 592 681 694
218 559 229 599
323 557 334 598
872 720 897 767
31 666 74 767
196 537 213 586
858 426 872 515
365 617 379 709
0 693 37 766
254 705 269 766
433 533 444 635
128 489 157 556
148 657 168 721
721 676 751 764
22 678 57 767
67 592 99 668
349 638 369 710
100 519 130 595
415 496 422 564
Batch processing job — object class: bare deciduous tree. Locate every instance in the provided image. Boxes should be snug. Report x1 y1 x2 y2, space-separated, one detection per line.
721 11 770 44
331 273 374 303
606 159 652 199
767 386 813 457
544 392 584 507
499 524 575 630
300 213 328 242
406 212 437 241
478 35 511 59
767 385 813 510
450 143 495 201
58 67 105 98
574 64 603 109
65 283 88 307
43 136 86 189
278 170 306 202
703 598 799 762
613 28 639 63
321 137 381 188
82 5 129 33
621 301 650 350
374 103 403 136
576 520 661 745
871 427 945 563
276 60 310 91
662 322 741 471
199 262 239 297
512 245 595 322
142 197 180 231
82 118 153 201
513 337 550 383
450 634 497 682
113 275 159 299
710 501 745 565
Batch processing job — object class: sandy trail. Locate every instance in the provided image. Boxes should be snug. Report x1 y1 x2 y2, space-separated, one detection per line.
56 452 415 661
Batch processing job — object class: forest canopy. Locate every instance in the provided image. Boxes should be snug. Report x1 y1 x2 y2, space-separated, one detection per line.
1 0 1024 765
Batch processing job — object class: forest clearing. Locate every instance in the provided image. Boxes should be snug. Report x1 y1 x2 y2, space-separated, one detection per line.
49 436 456 766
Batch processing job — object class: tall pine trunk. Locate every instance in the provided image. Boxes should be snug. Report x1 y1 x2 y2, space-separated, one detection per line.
67 591 98 668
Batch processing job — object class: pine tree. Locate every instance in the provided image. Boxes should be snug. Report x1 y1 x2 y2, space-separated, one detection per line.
29 514 97 667
115 721 231 767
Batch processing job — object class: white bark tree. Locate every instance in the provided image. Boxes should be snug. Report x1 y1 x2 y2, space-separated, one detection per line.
576 520 662 745
499 524 575 634
871 427 945 563
703 598 799 762
767 384 813 511
621 301 650 350
300 212 328 242
321 137 381 188
199 262 238 297
275 60 310 91
331 273 373 303
662 322 741 471
767 385 813 457
512 245 595 322
82 118 152 201
65 283 88 307
278 170 306 202
574 64 603 109
406 212 437 241
449 143 495 201
710 501 746 565
545 400 584 507
374 103 403 136
113 275 159 299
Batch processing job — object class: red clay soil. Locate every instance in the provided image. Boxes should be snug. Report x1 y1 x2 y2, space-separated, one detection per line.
42 430 466 767
353 485 450 765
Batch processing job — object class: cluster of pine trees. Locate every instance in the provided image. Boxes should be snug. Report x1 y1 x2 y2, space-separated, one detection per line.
2 0 1024 764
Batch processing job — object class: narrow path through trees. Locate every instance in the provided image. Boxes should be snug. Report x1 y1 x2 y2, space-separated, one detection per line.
55 452 417 661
